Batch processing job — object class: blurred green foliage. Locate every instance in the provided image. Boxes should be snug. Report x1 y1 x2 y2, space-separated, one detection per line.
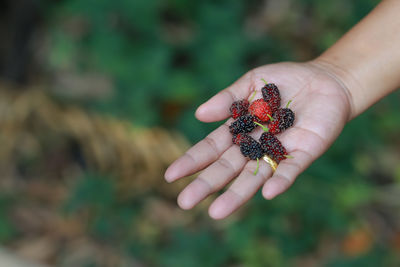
64 173 140 242
46 0 380 142
11 0 398 266
0 196 16 243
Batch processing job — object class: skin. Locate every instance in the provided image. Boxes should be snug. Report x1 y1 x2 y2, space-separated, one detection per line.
164 0 400 220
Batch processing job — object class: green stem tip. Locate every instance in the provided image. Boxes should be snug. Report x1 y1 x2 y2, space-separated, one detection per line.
254 121 269 132
249 90 257 102
254 158 260 175
286 100 293 108
267 114 274 121
284 155 294 159
261 78 268 84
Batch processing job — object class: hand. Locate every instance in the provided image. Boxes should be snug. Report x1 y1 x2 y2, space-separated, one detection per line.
164 61 353 220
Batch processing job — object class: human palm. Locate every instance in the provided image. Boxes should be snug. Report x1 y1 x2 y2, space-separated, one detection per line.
165 61 352 219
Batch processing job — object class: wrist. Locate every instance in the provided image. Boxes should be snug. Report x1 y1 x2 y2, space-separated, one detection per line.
309 0 400 120
308 57 358 121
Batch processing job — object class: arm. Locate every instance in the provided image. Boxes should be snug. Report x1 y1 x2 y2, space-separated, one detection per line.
314 0 400 119
165 0 400 219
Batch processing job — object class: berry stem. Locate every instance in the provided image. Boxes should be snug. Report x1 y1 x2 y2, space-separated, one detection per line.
249 90 257 102
253 121 269 132
286 100 293 108
284 155 294 159
261 78 268 84
267 114 274 121
254 158 260 175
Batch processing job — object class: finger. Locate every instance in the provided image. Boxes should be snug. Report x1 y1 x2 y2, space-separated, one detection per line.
164 120 233 183
261 150 313 200
177 145 247 210
261 126 327 200
195 72 260 122
208 159 273 220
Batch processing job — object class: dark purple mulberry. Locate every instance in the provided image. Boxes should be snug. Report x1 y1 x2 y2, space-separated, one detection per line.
261 83 280 112
239 135 264 160
229 115 257 135
259 132 287 162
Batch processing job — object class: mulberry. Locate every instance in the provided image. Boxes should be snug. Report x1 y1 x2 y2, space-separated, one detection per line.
259 132 287 162
239 135 264 160
230 100 249 119
248 99 272 122
261 80 281 112
229 115 257 135
268 108 295 134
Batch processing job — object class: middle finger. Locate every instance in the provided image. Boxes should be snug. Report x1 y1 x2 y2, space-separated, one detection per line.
208 159 273 220
177 145 247 209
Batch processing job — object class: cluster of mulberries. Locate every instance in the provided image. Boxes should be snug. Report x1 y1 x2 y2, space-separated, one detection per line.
228 80 296 167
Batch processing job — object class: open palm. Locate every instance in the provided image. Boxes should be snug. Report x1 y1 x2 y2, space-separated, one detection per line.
165 61 353 219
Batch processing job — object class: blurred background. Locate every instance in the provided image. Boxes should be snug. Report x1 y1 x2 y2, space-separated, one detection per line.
1 0 400 266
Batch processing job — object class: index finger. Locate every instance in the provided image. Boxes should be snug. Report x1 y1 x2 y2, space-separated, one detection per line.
195 72 258 122
164 120 233 183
